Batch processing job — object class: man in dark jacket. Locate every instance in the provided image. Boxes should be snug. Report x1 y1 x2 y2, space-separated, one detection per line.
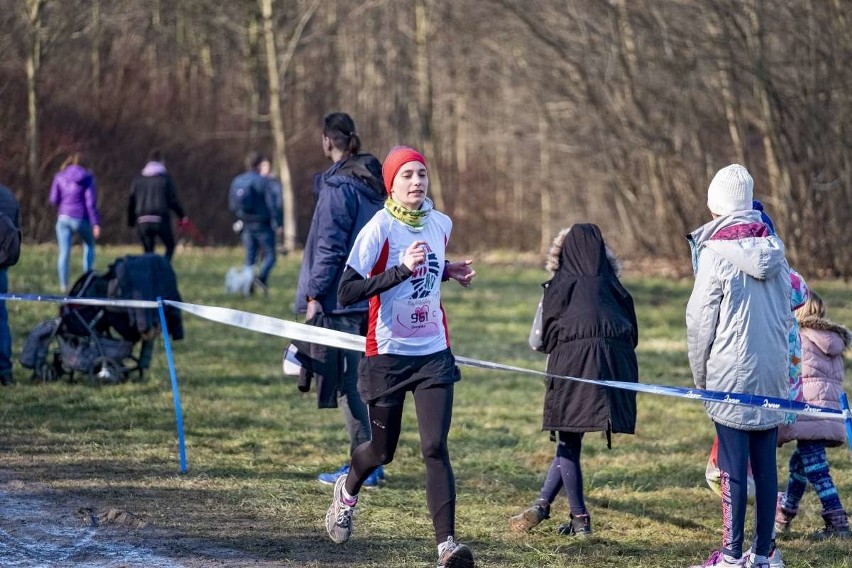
127 149 188 261
294 112 386 487
229 152 284 293
0 183 20 385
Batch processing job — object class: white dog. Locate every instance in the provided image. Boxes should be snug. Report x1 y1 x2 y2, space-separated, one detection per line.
225 266 255 297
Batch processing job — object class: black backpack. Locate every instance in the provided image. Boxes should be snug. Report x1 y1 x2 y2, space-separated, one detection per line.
0 211 21 268
230 181 258 218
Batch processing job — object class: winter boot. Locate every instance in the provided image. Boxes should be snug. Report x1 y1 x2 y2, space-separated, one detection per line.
508 502 550 532
556 513 592 537
774 492 797 535
812 509 851 540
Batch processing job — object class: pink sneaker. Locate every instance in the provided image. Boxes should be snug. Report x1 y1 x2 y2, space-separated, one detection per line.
689 550 744 568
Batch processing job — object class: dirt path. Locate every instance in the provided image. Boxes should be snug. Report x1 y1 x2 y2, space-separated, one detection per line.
0 476 282 567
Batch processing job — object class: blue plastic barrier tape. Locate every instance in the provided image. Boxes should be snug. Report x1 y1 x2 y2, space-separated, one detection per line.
162 299 845 420
454 356 846 420
5 293 851 456
157 298 187 474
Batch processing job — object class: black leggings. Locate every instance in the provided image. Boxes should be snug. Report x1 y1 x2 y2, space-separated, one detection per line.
556 431 586 515
346 383 455 544
137 221 176 261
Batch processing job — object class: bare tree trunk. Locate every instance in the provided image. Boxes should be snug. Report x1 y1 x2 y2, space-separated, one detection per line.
246 12 262 145
25 0 46 195
745 0 796 247
704 11 746 165
260 0 295 251
538 113 552 254
91 0 101 114
413 0 444 210
259 0 319 251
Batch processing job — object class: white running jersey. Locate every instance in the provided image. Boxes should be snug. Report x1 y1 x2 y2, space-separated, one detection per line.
346 209 452 356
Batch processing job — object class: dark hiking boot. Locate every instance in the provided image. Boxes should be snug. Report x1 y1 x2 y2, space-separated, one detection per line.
812 509 851 540
508 503 550 532
252 277 269 296
557 513 592 537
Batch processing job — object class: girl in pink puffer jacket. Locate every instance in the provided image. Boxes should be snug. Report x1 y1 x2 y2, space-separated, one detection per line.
776 290 851 540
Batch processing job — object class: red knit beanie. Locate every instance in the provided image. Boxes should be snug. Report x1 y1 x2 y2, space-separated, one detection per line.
382 145 427 195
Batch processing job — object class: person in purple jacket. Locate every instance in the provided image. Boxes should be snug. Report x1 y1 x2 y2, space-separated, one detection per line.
49 152 101 293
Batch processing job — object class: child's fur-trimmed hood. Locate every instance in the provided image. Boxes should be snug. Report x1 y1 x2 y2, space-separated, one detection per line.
546 226 622 277
797 316 852 349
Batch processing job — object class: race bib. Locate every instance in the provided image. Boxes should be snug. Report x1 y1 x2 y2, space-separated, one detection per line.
391 298 441 338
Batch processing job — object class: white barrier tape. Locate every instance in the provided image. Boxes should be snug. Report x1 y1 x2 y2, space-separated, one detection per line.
3 292 847 422
162 299 846 422
164 300 367 352
1 292 159 309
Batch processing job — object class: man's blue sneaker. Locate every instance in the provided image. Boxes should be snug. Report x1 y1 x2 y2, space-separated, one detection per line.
362 466 384 489
318 463 350 485
318 463 384 488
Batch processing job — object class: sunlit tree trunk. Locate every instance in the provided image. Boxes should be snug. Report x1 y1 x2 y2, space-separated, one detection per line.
259 0 319 251
260 0 295 251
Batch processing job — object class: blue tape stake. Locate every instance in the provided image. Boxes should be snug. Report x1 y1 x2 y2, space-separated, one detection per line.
841 393 852 460
158 297 188 474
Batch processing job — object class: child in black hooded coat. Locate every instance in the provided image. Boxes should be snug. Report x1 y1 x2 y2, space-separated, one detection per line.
510 223 638 536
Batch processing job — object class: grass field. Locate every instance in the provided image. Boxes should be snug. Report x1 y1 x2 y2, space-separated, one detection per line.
2 244 851 567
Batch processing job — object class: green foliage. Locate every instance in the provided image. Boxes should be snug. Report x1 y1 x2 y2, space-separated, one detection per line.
2 246 851 566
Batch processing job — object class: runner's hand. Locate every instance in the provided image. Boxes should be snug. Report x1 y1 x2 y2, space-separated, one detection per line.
446 259 476 288
402 241 427 271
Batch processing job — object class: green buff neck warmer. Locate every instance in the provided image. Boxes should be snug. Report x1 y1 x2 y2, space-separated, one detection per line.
384 197 433 232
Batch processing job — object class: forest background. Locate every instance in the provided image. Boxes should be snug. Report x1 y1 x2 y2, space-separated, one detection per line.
2 0 851 276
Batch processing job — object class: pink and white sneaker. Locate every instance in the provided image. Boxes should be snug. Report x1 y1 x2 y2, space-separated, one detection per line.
689 550 744 568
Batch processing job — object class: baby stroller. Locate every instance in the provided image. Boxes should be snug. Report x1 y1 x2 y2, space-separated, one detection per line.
20 254 184 385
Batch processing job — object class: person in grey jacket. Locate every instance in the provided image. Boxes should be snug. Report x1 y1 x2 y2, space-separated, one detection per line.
686 164 792 568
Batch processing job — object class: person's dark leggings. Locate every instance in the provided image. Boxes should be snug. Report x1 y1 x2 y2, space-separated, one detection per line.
538 458 563 506
346 383 455 544
557 432 586 515
714 423 778 559
137 221 176 261
332 314 370 454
